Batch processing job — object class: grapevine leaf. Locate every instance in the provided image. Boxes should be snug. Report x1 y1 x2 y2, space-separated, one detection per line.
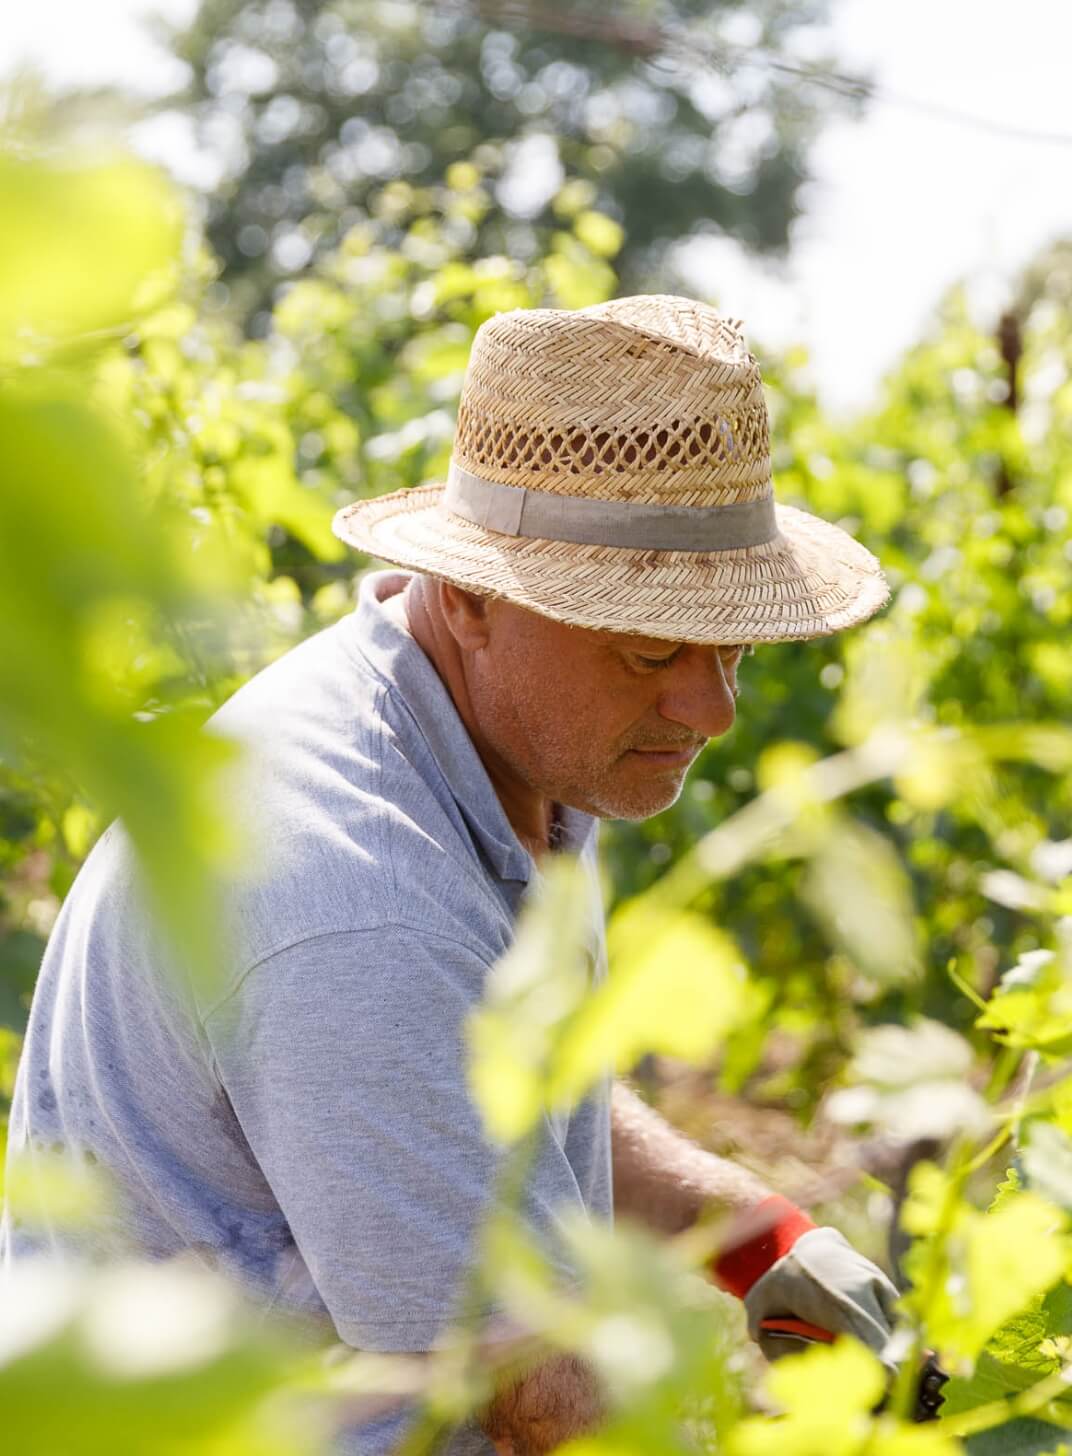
1022 1125 1072 1213
977 951 1072 1059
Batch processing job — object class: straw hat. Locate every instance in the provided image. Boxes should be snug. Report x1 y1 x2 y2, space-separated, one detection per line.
332 294 888 644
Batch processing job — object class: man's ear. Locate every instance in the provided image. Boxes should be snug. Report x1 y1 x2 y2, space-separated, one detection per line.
438 581 493 652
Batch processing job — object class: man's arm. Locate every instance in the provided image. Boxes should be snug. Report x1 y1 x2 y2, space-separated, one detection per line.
609 1080 900 1365
610 1078 770 1235
473 1081 771 1455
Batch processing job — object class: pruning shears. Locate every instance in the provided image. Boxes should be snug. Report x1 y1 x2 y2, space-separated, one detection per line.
758 1315 949 1422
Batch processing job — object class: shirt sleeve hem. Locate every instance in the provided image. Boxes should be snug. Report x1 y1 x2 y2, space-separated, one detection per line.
200 922 495 1024
333 1305 508 1352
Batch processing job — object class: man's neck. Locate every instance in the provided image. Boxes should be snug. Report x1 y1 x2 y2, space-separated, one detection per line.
396 577 556 859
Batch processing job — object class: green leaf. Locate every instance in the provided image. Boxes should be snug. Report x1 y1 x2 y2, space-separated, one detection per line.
573 211 625 259
826 1019 990 1140
964 1419 1072 1456
903 1174 1071 1364
1023 1124 1072 1212
0 374 244 997
977 951 1072 1059
0 1261 315 1456
0 153 183 363
729 1339 962 1456
230 454 345 563
800 819 922 986
944 1348 1051 1417
833 622 935 746
767 1336 887 1417
549 904 750 1106
466 856 595 1143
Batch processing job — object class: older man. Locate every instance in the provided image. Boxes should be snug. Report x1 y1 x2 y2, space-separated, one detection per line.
3 296 894 1456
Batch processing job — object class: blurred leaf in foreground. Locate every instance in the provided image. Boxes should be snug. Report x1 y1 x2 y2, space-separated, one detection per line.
549 901 752 1107
0 383 243 990
2 1142 113 1230
729 1336 961 1456
0 1258 324 1456
466 856 594 1144
1021 1122 1072 1213
826 1020 991 1142
0 148 248 990
480 1209 743 1454
0 151 182 364
468 863 753 1142
800 817 922 988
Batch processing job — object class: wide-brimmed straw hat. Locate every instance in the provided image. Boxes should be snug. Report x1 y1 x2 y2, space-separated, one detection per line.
332 294 888 644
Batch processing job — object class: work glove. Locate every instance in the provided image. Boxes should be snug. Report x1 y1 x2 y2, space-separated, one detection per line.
709 1195 901 1367
745 1226 900 1365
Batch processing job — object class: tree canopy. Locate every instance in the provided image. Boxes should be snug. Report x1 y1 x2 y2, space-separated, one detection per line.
165 0 861 319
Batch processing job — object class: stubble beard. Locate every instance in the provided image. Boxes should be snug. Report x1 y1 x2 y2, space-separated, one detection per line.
480 689 692 822
570 757 692 821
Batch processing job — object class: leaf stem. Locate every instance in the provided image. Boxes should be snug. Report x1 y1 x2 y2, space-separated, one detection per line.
942 1360 1072 1438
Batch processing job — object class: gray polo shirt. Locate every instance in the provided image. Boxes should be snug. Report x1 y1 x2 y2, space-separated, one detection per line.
1 569 614 1455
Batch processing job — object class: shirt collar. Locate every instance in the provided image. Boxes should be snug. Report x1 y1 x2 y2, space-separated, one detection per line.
341 570 596 885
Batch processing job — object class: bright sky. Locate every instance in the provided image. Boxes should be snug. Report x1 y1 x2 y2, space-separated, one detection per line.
4 0 1071 414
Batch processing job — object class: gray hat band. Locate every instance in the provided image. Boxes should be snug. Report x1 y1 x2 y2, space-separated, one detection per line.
444 462 778 552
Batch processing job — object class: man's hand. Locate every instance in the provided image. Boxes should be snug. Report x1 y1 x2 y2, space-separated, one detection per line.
479 1349 605 1456
711 1195 899 1365
607 1085 899 1365
744 1226 900 1365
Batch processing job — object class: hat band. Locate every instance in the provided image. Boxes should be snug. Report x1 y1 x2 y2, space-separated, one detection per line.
445 462 777 552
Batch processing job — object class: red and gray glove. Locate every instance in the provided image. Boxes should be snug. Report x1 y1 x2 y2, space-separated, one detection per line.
710 1195 900 1365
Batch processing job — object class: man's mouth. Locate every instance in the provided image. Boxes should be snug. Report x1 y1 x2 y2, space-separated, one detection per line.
626 743 702 768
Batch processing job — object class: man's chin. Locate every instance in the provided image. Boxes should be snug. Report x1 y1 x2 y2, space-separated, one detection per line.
574 774 689 823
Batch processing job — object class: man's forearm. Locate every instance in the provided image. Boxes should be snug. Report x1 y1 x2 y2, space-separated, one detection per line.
474 1085 772 1456
610 1079 771 1236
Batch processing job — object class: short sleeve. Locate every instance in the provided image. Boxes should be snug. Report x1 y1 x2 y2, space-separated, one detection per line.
203 926 590 1352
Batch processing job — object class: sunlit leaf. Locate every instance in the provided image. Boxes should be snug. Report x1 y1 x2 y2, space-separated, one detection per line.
0 152 183 362
833 623 935 747
800 818 922 986
466 856 594 1143
548 905 750 1106
0 294 246 994
0 1260 320 1456
730 1338 961 1456
573 211 624 259
826 1019 990 1140
903 1167 1070 1365
1022 1123 1072 1212
977 949 1072 1058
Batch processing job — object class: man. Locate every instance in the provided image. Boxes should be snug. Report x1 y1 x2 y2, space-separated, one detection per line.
3 295 895 1455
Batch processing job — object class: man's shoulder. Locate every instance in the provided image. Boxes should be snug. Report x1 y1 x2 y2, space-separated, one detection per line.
199 623 512 1001
52 614 510 1013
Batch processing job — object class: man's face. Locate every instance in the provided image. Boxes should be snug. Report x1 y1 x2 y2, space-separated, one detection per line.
464 597 745 821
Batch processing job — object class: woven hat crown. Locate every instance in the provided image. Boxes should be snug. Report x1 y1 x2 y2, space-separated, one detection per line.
452 294 771 508
331 291 889 645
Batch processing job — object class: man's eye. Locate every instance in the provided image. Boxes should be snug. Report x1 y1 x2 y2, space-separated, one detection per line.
631 644 752 671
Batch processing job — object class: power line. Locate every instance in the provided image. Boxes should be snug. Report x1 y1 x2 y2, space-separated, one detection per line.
448 0 1072 149
743 46 1072 148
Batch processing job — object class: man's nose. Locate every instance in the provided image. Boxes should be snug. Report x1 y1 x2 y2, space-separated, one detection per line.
655 648 737 740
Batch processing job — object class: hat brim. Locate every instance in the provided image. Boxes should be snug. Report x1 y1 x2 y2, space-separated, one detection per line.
332 483 889 645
